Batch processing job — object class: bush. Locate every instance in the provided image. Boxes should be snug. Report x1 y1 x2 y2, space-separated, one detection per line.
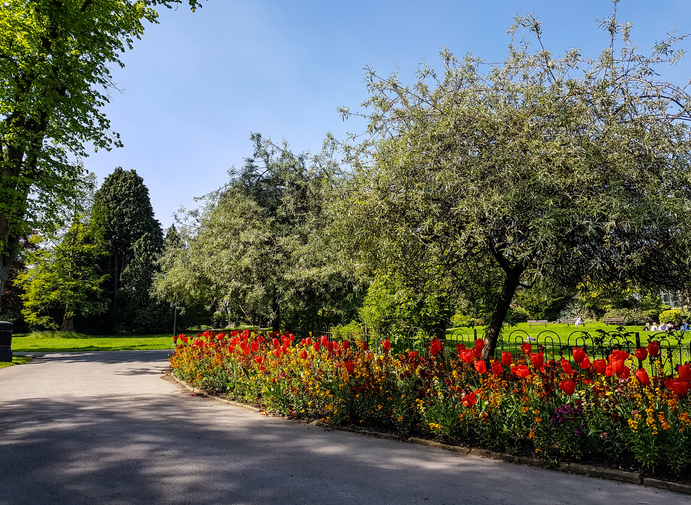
658 309 688 325
451 313 484 327
602 308 650 325
506 306 530 324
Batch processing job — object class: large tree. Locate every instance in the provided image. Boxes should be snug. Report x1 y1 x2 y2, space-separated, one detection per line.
91 167 164 331
154 135 364 332
16 220 108 331
339 8 691 358
0 0 203 311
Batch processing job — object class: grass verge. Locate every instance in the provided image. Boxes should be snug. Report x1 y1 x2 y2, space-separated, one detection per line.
0 355 33 370
10 331 175 352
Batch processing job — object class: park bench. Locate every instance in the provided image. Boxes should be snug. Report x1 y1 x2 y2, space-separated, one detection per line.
603 317 625 325
564 318 586 326
527 319 549 327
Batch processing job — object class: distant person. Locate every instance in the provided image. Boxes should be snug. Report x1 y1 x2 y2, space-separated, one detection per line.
644 322 651 332
681 320 689 331
575 316 583 327
659 322 667 331
651 323 658 331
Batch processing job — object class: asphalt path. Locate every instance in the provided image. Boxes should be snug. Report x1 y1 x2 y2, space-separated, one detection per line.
0 350 686 505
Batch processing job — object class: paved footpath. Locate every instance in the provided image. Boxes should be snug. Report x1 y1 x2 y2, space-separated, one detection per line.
0 351 687 505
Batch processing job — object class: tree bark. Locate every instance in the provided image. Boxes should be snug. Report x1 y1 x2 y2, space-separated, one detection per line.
60 310 74 332
272 288 281 334
481 265 525 361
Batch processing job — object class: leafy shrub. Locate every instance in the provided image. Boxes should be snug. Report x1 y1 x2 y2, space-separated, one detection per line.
451 313 484 327
506 306 530 324
658 309 689 324
602 308 650 325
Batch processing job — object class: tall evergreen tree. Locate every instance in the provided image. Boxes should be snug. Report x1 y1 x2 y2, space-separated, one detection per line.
91 167 164 332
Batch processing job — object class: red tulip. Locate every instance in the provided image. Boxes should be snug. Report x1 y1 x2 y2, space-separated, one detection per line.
455 343 466 353
254 356 264 365
227 344 235 354
671 379 690 397
304 337 312 346
344 361 354 374
430 338 442 357
572 347 586 364
647 341 660 357
530 352 544 369
514 365 530 379
382 339 391 351
273 349 281 359
474 360 487 374
472 347 482 359
521 343 532 355
326 341 334 353
491 361 503 376
461 350 473 364
635 348 648 362
243 347 251 355
272 338 280 348
180 335 188 344
342 340 350 351
578 356 591 370
679 364 691 382
462 390 478 407
300 350 308 359
611 359 627 376
173 335 179 344
501 352 512 367
321 335 329 346
313 342 321 352
609 350 629 363
409 350 418 359
251 342 259 352
593 359 607 374
559 380 575 395
561 359 574 374
635 368 651 386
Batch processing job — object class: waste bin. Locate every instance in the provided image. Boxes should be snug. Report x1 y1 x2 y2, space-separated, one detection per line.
0 321 13 362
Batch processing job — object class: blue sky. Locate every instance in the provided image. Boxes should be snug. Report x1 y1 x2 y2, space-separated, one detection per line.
85 0 691 229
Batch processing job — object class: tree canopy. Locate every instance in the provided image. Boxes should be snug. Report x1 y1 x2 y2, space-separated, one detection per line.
154 134 364 332
0 0 204 310
339 9 691 357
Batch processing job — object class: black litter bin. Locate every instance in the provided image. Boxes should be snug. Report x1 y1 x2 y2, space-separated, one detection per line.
0 321 13 362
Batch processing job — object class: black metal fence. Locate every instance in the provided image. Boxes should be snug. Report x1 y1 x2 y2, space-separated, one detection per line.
301 324 691 375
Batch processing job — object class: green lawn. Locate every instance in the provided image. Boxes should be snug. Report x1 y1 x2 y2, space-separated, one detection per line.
0 355 33 370
10 331 176 352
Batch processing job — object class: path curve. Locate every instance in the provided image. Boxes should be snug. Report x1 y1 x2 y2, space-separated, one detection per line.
0 350 686 505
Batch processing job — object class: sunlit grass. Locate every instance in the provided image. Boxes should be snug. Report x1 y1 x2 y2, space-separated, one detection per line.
0 355 33 369
11 331 176 352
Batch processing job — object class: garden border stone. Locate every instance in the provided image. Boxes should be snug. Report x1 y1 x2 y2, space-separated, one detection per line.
166 372 691 496
569 463 641 484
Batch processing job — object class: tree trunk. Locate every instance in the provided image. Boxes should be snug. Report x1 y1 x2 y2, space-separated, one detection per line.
272 288 281 334
482 265 525 361
61 310 74 332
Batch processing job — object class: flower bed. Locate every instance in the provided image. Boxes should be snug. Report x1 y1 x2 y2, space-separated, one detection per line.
169 330 691 477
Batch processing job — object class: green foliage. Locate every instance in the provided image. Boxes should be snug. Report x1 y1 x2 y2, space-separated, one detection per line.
0 0 203 311
154 135 364 333
16 221 108 331
91 168 166 333
658 309 688 325
339 9 691 357
358 271 454 337
602 308 650 326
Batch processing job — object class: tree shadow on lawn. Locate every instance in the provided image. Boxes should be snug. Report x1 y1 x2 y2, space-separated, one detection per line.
0 392 686 505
